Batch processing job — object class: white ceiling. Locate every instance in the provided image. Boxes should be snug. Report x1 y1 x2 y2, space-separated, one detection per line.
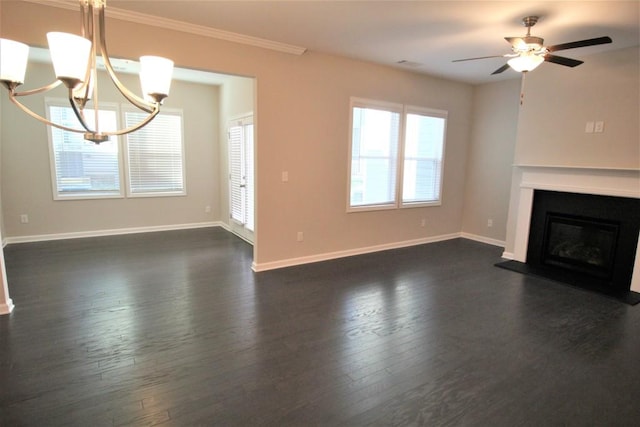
105 0 639 85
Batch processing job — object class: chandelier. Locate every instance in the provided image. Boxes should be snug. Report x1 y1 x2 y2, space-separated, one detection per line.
0 0 174 143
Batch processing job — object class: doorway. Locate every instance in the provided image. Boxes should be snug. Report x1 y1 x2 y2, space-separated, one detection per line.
228 115 255 244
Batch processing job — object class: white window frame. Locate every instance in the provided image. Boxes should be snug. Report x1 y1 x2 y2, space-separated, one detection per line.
347 97 447 212
122 106 187 198
46 98 125 200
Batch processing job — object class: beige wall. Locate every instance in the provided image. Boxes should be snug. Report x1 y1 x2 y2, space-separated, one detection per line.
0 1 474 266
1 61 220 238
462 79 520 242
515 46 639 169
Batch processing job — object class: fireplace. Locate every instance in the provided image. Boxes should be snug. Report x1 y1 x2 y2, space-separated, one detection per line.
525 190 639 296
501 166 640 304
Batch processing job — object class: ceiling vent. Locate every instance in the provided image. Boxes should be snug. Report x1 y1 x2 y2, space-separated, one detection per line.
396 60 422 68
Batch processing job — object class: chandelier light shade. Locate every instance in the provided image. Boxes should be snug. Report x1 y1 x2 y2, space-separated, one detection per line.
139 56 174 102
0 39 29 84
507 54 544 73
0 0 174 143
47 32 93 87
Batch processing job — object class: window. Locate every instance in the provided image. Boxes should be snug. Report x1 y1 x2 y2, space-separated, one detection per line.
47 101 122 199
402 108 446 205
348 98 447 211
124 109 185 196
46 100 185 200
350 100 401 207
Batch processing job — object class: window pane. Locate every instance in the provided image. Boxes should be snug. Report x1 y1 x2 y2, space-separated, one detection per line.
350 106 400 207
402 113 445 204
48 105 120 197
125 111 185 195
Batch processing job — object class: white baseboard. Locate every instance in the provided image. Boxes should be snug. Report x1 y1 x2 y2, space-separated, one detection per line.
0 298 15 315
501 251 515 260
460 232 505 248
4 221 223 244
252 232 462 272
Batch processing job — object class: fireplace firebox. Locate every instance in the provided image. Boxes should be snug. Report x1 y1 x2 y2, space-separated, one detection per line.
525 190 640 297
542 213 619 280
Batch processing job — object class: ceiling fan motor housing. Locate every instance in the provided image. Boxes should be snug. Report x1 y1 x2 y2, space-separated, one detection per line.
522 16 539 28
517 36 544 52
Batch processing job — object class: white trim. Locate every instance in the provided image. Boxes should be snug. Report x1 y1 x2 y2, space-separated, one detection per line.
23 0 307 56
0 299 15 315
515 164 640 172
520 181 639 199
460 232 505 248
4 222 222 244
501 251 515 260
252 232 461 272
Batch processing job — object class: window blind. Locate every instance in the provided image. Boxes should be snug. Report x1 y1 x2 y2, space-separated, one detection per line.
229 124 244 224
125 111 185 195
402 113 446 204
228 118 254 231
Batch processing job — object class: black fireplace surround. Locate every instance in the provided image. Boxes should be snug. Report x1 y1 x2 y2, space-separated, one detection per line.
525 190 640 298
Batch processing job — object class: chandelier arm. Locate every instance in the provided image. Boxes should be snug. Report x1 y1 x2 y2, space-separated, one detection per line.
12 80 63 97
102 104 160 137
67 89 94 133
8 92 86 135
97 6 155 114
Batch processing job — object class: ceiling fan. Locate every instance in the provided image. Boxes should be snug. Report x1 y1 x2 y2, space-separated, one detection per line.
453 16 612 75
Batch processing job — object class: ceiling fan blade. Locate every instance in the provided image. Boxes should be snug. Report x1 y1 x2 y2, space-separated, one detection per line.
452 55 505 62
544 54 584 67
546 36 612 52
491 64 511 75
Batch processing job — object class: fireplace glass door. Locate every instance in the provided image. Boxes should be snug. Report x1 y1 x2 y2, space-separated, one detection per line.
542 213 619 280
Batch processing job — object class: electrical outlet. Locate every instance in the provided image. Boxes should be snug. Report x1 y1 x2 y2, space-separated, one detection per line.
297 231 304 242
594 121 604 133
420 218 426 227
585 121 594 133
282 171 289 182
205 205 211 213
20 214 29 224
487 219 493 228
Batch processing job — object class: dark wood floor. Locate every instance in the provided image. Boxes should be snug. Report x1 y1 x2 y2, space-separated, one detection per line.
1 228 639 426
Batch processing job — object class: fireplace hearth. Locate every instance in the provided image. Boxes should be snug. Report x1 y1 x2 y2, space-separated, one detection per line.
498 190 640 304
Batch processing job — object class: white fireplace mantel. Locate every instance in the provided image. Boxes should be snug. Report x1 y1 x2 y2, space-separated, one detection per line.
503 165 640 292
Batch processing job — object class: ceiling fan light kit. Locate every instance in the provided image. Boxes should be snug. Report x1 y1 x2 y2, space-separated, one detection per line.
507 54 544 73
452 15 612 75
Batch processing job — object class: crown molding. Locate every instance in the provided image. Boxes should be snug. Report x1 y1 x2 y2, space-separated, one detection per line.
22 0 307 56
